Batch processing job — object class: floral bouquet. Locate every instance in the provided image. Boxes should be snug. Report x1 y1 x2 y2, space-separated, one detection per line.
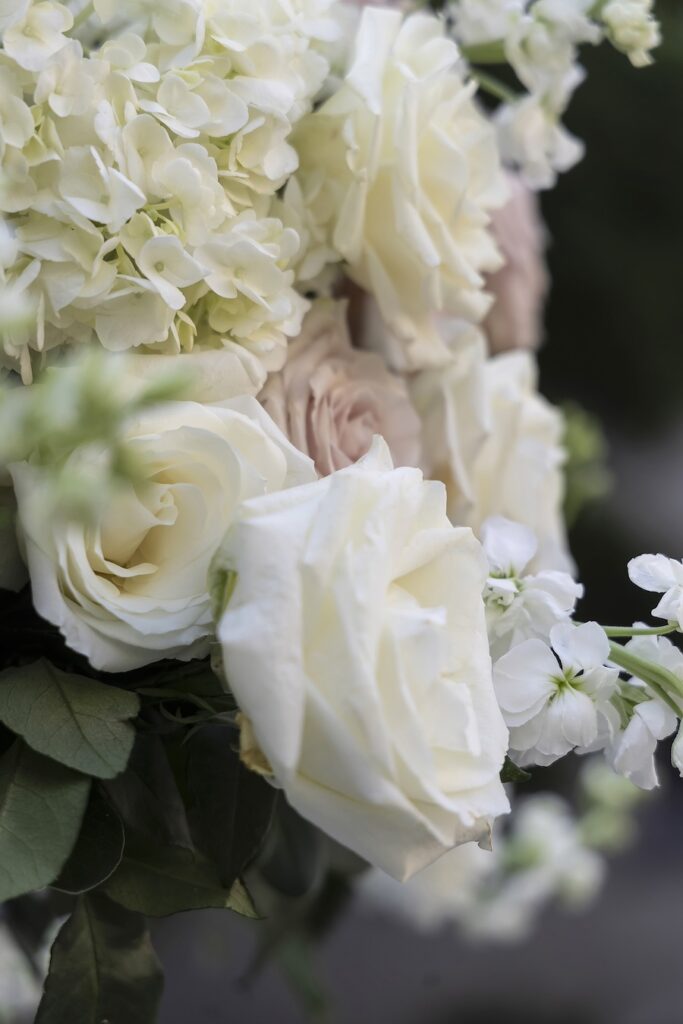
0 0 674 1018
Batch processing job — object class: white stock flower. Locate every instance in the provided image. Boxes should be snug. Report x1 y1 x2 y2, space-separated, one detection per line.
495 91 584 190
602 0 660 67
482 516 582 657
504 0 599 96
494 621 619 766
607 634 681 789
11 396 315 671
608 692 676 790
628 553 683 630
215 437 509 880
447 0 524 47
293 8 506 357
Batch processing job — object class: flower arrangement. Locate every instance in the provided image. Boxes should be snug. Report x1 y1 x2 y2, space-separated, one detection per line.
0 0 673 1018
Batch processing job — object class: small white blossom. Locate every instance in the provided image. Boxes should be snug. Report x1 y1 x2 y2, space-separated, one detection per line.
495 90 584 190
136 235 206 311
447 0 525 48
608 690 676 790
0 68 35 150
3 1 73 72
97 33 160 84
608 634 682 788
628 553 683 630
58 146 146 232
34 39 106 119
494 621 619 766
482 516 583 657
602 0 660 67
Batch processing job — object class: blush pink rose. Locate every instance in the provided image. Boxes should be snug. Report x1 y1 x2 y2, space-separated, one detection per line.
259 300 421 476
484 174 549 355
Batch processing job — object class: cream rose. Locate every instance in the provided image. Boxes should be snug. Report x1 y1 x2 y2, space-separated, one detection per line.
409 319 489 521
214 438 509 880
259 299 421 475
467 352 570 573
291 8 506 365
11 396 315 671
411 335 569 571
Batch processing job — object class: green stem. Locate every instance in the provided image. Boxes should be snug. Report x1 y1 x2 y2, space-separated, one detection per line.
608 641 683 715
470 70 517 103
602 623 677 638
461 40 508 65
72 1 95 31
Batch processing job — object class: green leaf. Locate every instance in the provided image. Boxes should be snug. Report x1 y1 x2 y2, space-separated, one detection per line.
0 740 90 901
500 756 532 784
53 785 125 895
185 724 276 886
35 894 163 1024
105 734 192 848
259 801 325 899
0 660 139 779
103 831 257 918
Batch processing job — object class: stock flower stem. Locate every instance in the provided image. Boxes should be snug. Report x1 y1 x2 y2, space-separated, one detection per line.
461 41 507 64
602 624 677 638
471 70 517 103
608 641 683 715
72 2 95 30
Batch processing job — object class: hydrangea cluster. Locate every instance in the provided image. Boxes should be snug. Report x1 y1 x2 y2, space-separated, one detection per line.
0 0 341 382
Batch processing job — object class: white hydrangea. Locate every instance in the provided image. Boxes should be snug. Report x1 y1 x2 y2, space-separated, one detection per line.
0 0 337 381
494 621 619 766
291 7 507 360
481 516 583 658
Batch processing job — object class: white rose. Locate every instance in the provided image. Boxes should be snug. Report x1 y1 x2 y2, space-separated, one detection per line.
292 8 506 361
11 396 315 672
123 344 268 403
214 438 509 880
466 352 570 572
407 331 569 572
409 319 489 520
